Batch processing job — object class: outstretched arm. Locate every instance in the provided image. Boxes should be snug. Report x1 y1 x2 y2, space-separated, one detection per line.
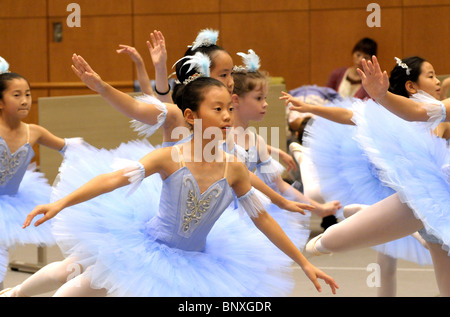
117 44 154 96
357 55 449 122
280 92 354 125
71 54 169 126
230 162 339 294
147 30 173 104
24 148 167 228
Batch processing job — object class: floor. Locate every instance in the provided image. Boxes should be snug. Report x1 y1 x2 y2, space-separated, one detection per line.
2 214 440 297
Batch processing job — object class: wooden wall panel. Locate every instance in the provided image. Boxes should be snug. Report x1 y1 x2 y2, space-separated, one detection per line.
310 8 403 87
133 0 219 14
221 11 310 90
220 0 308 12
47 16 134 96
402 6 450 75
310 0 402 10
47 0 132 16
0 0 47 18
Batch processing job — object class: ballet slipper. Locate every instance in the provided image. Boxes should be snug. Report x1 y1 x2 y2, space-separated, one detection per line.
0 288 12 297
289 142 304 154
305 234 329 256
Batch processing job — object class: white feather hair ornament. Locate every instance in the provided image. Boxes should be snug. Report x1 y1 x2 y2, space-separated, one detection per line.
173 52 211 85
189 29 219 50
0 56 10 74
234 49 261 73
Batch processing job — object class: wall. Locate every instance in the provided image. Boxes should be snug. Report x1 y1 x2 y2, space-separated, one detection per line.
1 0 449 162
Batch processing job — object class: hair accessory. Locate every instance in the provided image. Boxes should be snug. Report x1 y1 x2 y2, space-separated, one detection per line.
173 52 211 85
233 49 261 73
0 56 10 74
189 29 219 51
394 57 411 76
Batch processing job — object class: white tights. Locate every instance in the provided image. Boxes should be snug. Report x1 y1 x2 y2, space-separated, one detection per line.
315 193 450 296
0 247 8 288
8 257 105 297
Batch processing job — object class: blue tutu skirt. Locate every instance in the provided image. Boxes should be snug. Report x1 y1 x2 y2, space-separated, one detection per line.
352 99 450 255
0 166 56 248
303 99 432 265
51 140 295 297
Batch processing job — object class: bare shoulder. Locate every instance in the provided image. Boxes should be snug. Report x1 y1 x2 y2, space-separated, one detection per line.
225 152 248 181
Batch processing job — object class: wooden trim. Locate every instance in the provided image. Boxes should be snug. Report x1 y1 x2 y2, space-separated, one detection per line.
29 81 134 89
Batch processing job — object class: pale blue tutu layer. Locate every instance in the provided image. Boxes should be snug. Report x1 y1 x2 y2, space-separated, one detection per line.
0 168 56 248
352 99 450 255
51 140 295 297
303 99 432 265
265 201 310 251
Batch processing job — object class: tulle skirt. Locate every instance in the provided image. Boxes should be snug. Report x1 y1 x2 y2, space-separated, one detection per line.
352 99 450 255
303 98 433 265
51 139 296 297
0 166 55 248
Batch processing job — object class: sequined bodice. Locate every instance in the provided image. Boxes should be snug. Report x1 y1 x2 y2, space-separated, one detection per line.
0 137 34 195
144 166 234 252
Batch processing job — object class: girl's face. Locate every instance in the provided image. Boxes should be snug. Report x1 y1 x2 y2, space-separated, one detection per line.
234 82 268 122
0 78 31 119
194 85 233 137
413 61 441 99
352 51 371 70
209 50 234 94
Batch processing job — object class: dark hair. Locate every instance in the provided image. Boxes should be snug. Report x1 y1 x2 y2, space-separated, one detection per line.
172 44 230 107
352 38 378 56
174 45 229 85
0 72 30 99
174 77 226 114
232 70 269 97
388 56 426 97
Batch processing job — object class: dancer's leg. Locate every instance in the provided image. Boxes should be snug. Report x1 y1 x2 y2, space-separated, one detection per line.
427 242 450 297
52 272 107 297
6 257 83 297
0 247 8 289
376 252 397 297
316 194 423 253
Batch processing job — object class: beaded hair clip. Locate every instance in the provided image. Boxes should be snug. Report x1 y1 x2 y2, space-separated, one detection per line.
233 49 261 73
394 57 411 76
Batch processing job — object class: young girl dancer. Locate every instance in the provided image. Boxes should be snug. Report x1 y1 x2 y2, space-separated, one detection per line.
0 60 81 290
230 50 340 220
285 55 449 296
20 76 339 297
0 45 313 297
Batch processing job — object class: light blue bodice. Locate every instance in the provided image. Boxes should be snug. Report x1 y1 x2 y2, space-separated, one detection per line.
144 166 234 252
0 137 34 195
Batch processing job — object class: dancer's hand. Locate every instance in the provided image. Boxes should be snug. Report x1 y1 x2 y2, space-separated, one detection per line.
116 45 144 65
23 202 63 228
302 263 339 294
280 92 312 113
280 199 314 215
278 149 297 173
357 55 390 101
314 200 341 218
147 30 167 68
71 54 107 93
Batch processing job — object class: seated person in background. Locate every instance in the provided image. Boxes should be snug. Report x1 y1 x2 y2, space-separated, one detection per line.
326 37 378 100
